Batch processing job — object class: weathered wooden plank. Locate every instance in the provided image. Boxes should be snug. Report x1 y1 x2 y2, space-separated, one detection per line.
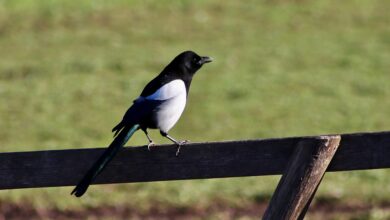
263 135 341 220
0 131 389 190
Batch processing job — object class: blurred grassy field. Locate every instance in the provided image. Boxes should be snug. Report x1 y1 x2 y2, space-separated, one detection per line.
1 0 390 219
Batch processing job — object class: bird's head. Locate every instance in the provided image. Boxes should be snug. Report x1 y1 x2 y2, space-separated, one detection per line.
170 50 213 75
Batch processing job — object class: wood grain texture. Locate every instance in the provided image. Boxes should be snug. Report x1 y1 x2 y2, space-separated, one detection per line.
0 131 389 190
263 135 341 220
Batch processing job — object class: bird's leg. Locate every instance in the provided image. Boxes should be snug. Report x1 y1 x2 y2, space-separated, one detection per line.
142 128 155 151
160 131 189 156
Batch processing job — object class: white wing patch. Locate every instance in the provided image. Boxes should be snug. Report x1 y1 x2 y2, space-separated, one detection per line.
145 79 186 101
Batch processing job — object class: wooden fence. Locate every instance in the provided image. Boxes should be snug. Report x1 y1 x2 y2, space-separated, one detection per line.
1 131 389 219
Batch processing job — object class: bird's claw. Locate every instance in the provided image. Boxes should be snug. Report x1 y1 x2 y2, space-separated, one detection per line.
175 140 189 156
147 142 156 151
179 140 189 145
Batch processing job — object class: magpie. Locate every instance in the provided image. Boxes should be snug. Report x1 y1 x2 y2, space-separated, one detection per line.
71 51 212 197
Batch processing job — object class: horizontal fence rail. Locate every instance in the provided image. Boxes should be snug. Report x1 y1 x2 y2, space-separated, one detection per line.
0 131 389 190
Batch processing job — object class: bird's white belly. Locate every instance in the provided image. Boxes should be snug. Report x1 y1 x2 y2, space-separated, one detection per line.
155 93 186 132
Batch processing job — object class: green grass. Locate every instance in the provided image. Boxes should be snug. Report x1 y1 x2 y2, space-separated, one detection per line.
0 0 390 218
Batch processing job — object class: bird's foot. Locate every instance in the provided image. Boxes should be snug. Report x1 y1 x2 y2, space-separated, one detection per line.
175 140 189 156
147 142 156 151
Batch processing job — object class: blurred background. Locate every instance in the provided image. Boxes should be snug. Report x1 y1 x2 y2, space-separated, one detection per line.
0 0 389 219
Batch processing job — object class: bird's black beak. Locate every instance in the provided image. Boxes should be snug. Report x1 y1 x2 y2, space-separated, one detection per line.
199 56 213 65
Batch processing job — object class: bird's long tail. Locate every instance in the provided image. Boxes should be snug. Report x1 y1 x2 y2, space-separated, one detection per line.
71 124 140 197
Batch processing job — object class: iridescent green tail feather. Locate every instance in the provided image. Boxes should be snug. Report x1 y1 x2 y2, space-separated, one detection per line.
71 124 140 197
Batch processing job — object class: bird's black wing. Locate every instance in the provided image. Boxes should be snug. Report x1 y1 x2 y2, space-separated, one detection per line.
140 75 165 97
112 97 165 136
140 73 180 97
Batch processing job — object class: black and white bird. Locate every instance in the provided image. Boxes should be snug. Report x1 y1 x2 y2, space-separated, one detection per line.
71 51 212 197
